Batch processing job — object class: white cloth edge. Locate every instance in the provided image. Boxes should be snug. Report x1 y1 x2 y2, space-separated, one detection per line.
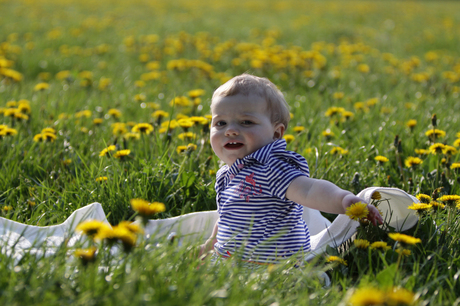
0 187 419 262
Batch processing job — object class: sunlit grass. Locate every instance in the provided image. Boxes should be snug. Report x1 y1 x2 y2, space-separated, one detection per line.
1 0 460 304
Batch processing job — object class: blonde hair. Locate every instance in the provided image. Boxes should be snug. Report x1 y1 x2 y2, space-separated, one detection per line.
212 74 290 128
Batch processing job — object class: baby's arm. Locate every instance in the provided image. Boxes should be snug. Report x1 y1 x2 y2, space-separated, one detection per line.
198 220 218 259
286 176 382 225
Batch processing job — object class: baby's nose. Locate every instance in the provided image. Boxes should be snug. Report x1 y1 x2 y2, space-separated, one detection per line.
225 124 239 136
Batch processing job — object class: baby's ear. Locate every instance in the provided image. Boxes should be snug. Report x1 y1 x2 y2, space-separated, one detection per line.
273 123 285 140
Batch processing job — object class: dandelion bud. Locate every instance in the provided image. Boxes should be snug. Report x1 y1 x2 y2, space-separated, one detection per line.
351 172 360 187
431 113 437 127
397 140 403 153
394 135 399 147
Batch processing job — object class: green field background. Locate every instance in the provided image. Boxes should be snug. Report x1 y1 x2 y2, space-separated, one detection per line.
1 0 460 304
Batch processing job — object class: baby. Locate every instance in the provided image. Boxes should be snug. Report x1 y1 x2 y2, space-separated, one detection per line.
200 74 382 264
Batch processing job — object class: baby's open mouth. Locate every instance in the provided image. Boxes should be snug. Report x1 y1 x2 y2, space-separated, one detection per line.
225 142 243 149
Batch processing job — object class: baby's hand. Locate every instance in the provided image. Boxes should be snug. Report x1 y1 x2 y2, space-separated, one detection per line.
342 194 383 226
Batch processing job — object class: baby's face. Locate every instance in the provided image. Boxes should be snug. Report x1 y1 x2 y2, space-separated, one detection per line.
210 93 284 166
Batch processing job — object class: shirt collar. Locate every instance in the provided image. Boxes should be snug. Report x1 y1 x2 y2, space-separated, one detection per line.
224 139 287 180
242 139 287 165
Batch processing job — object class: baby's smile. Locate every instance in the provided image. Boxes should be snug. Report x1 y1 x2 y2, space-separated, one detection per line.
224 142 244 149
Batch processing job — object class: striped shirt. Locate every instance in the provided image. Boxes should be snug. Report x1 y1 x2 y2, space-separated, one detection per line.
214 139 311 263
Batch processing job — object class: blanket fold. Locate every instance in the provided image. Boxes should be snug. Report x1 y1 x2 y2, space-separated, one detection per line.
0 187 418 261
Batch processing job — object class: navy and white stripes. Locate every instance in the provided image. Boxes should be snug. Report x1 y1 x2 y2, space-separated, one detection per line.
214 139 311 263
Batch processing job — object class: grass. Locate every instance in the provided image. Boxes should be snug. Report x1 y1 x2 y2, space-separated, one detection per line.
1 0 460 304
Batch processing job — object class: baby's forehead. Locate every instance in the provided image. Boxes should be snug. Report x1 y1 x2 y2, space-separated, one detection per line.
211 93 270 113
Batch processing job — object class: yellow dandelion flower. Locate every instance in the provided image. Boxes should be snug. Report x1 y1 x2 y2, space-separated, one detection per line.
93 118 104 125
330 147 348 155
178 118 194 129
404 156 423 168
74 246 97 264
161 120 179 130
187 143 197 151
40 127 56 135
416 193 432 204
18 103 31 114
134 80 146 88
370 241 391 251
95 176 108 182
374 155 389 163
325 107 344 117
429 143 446 155
406 119 417 129
345 202 369 221
425 129 446 140
348 287 385 306
112 123 127 136
99 145 117 157
178 132 196 140
95 226 137 251
118 221 144 235
107 108 122 118
429 201 445 210
322 129 335 138
341 111 354 120
189 116 208 125
443 145 457 155
451 162 460 170
408 203 432 214
2 205 13 212
366 97 379 107
33 133 44 142
415 148 429 155
41 132 57 142
438 195 460 207
176 114 189 121
6 101 17 107
113 150 131 159
34 82 50 91
353 239 370 249
14 112 29 120
325 255 347 265
395 248 412 257
293 126 305 133
332 92 344 99
388 233 421 245
75 220 111 238
283 134 295 143
56 70 71 80
453 139 460 147
132 123 154 134
3 108 18 117
75 110 92 118
1 127 17 137
130 199 166 217
188 89 205 98
170 96 190 107
134 93 146 102
386 287 416 306
152 110 170 119
176 145 188 154
357 63 370 73
371 192 382 200
124 132 140 140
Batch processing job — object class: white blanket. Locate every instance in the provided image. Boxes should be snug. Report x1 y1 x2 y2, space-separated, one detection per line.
0 187 418 262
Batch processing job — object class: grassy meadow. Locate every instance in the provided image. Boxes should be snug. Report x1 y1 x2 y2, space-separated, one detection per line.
1 0 460 304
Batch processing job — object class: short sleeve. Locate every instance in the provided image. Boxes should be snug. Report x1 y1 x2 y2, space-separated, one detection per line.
268 159 309 200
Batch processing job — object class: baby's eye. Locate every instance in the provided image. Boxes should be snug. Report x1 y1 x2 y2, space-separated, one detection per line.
241 120 254 125
215 121 226 126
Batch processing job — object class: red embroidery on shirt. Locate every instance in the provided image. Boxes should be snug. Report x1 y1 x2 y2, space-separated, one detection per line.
237 172 262 202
